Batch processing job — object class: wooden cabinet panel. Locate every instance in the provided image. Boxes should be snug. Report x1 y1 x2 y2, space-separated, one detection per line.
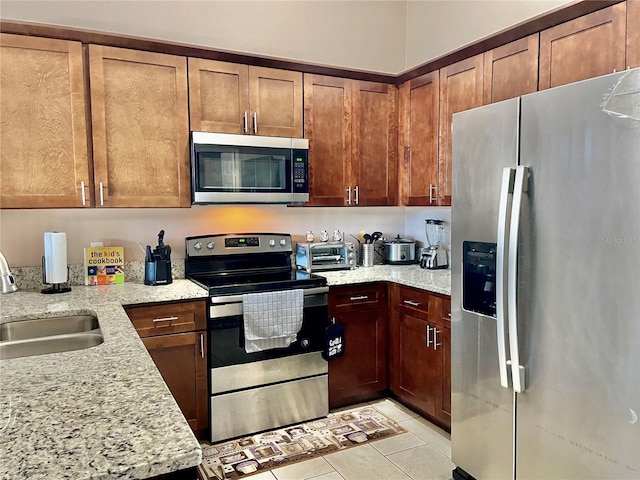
303 75 352 206
398 71 440 206
142 331 208 434
126 300 206 338
352 81 397 206
628 0 640 69
329 283 387 312
438 55 484 206
188 58 249 134
0 34 90 209
540 3 627 89
250 66 303 138
484 34 539 104
89 45 190 207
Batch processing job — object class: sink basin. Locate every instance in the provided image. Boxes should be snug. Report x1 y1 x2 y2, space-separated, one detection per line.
0 315 103 360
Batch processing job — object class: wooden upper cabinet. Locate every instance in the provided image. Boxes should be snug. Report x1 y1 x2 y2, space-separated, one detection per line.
303 74 352 206
89 45 190 207
484 34 539 104
398 72 440 206
189 59 302 137
439 54 484 206
0 34 90 209
352 81 397 206
539 3 627 89
188 59 249 134
628 0 640 69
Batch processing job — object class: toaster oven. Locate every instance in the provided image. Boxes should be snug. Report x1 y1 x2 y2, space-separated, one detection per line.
296 242 356 272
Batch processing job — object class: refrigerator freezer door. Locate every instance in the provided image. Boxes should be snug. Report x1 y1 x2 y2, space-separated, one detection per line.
451 98 520 480
517 69 640 479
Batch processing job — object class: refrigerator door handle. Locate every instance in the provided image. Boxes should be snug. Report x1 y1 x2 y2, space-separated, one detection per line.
508 165 529 393
496 167 515 389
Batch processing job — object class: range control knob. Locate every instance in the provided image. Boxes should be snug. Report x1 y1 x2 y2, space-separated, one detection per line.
206 242 214 250
194 242 203 251
280 239 287 247
269 239 276 247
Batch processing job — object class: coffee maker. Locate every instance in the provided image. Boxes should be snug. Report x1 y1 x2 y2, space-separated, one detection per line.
421 219 449 269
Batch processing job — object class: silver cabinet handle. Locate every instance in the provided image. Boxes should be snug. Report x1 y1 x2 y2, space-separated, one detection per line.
99 181 104 206
199 334 204 359
508 166 529 393
496 167 515 389
253 111 257 134
429 184 436 204
349 295 368 301
346 186 352 205
354 185 359 205
243 111 248 133
152 316 179 323
426 325 431 348
433 328 442 350
403 299 420 307
80 180 86 206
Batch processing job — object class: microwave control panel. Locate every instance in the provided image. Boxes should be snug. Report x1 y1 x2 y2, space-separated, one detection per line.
292 149 308 192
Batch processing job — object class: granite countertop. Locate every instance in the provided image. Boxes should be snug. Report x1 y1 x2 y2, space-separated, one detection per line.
318 264 451 296
0 280 208 480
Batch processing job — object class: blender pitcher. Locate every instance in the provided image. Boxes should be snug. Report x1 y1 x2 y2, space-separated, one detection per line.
422 219 449 269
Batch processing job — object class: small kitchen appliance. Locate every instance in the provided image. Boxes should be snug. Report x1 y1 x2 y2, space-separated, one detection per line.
422 219 448 269
0 251 18 294
381 236 416 265
185 233 329 443
296 241 356 272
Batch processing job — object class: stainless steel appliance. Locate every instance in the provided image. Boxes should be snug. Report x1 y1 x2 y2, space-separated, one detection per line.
191 132 309 205
421 219 448 269
381 236 416 265
451 69 640 480
0 251 18 294
185 233 329 442
295 241 356 272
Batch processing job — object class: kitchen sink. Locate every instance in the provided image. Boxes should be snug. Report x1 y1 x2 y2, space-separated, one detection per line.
0 314 103 360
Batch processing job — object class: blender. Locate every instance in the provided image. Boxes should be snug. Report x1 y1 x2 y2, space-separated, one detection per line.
421 219 449 269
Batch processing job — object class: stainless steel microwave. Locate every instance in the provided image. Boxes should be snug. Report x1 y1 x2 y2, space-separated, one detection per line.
191 132 309 205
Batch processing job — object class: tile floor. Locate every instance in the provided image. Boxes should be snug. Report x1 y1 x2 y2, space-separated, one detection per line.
246 398 455 480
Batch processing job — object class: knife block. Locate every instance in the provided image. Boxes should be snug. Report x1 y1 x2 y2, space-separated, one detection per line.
144 260 172 286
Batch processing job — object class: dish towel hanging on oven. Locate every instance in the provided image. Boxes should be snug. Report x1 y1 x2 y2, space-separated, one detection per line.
242 289 304 353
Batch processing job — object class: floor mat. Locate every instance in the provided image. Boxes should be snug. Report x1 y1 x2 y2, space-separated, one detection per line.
198 406 407 479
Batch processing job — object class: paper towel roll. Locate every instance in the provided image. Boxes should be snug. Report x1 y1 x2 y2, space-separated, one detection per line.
44 232 68 284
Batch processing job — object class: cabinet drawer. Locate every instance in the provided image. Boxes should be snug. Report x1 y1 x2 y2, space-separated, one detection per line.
329 283 387 313
125 300 206 338
393 285 431 320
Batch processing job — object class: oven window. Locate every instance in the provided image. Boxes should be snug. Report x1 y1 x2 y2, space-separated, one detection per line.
196 146 291 192
209 303 328 368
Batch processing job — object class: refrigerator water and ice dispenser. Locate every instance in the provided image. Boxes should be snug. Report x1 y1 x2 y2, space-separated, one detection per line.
462 241 497 318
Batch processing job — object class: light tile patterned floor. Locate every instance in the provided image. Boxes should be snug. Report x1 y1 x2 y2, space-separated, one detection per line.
258 398 455 480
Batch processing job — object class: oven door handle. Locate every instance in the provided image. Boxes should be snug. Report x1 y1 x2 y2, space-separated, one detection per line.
209 286 329 305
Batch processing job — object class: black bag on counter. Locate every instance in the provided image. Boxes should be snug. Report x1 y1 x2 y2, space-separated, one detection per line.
322 322 345 361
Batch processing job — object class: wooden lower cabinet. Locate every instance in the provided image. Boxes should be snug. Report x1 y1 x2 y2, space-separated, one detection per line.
389 284 451 430
328 284 388 409
125 300 208 439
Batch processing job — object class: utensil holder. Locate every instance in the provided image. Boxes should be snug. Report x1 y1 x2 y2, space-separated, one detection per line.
360 244 375 267
145 260 172 286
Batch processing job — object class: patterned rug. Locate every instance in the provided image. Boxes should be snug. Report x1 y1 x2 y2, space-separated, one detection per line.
197 406 407 480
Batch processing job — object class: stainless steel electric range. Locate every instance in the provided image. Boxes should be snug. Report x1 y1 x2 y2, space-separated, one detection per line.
185 233 329 442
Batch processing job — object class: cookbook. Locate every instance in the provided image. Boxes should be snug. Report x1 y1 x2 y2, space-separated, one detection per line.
83 246 125 285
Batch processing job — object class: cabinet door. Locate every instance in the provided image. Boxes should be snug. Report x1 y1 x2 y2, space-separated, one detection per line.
398 72 440 206
89 45 190 207
303 74 352 206
0 34 90 209
249 66 303 138
352 81 397 206
438 55 483 206
328 308 388 409
539 3 627 89
430 295 451 428
142 331 208 436
628 0 640 69
483 34 539 104
188 58 249 134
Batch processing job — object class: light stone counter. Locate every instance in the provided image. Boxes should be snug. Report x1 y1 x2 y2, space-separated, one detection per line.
317 264 451 296
0 280 208 480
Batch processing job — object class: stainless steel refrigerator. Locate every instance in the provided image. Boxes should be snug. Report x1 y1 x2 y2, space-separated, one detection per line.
450 68 640 480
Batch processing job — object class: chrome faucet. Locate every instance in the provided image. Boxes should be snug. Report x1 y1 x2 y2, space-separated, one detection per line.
0 251 18 293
